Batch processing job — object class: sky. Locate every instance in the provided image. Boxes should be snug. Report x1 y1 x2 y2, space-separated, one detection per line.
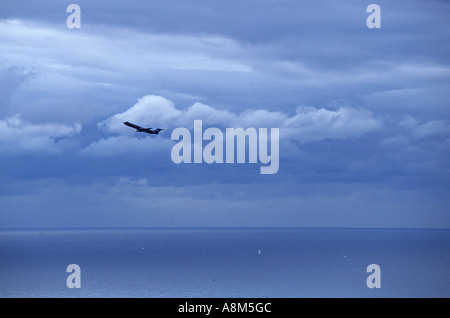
0 0 449 228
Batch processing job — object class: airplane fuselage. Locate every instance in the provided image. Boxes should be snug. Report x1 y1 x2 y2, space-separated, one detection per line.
123 122 164 135
136 128 158 134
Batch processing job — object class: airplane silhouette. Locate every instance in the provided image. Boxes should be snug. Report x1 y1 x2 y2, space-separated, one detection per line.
123 122 164 134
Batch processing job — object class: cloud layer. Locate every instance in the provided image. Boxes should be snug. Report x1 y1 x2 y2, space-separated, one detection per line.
0 114 81 154
99 95 383 144
0 1 449 229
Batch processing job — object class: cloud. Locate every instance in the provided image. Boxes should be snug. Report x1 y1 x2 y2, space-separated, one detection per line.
80 134 173 157
282 106 383 143
99 95 383 144
0 114 81 154
399 115 450 140
0 19 251 76
2 178 448 228
412 120 449 140
0 19 253 122
97 95 182 134
2 16 449 125
1 2 449 231
0 67 37 109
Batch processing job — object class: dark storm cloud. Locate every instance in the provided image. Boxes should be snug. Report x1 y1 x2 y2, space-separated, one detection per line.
0 1 449 228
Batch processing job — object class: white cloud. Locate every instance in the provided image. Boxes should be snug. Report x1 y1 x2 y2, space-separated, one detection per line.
99 95 383 144
0 19 251 78
283 106 383 142
97 95 182 134
184 102 236 126
0 114 81 154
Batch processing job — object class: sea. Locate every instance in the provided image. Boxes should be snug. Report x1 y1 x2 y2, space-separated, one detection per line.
0 228 449 298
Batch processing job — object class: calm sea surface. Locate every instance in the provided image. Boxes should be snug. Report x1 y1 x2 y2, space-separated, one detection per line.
0 228 449 297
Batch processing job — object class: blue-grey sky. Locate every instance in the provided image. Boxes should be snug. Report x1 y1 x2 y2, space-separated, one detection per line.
0 0 449 228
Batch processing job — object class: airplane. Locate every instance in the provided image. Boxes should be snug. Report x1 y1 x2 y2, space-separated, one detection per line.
123 121 164 134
